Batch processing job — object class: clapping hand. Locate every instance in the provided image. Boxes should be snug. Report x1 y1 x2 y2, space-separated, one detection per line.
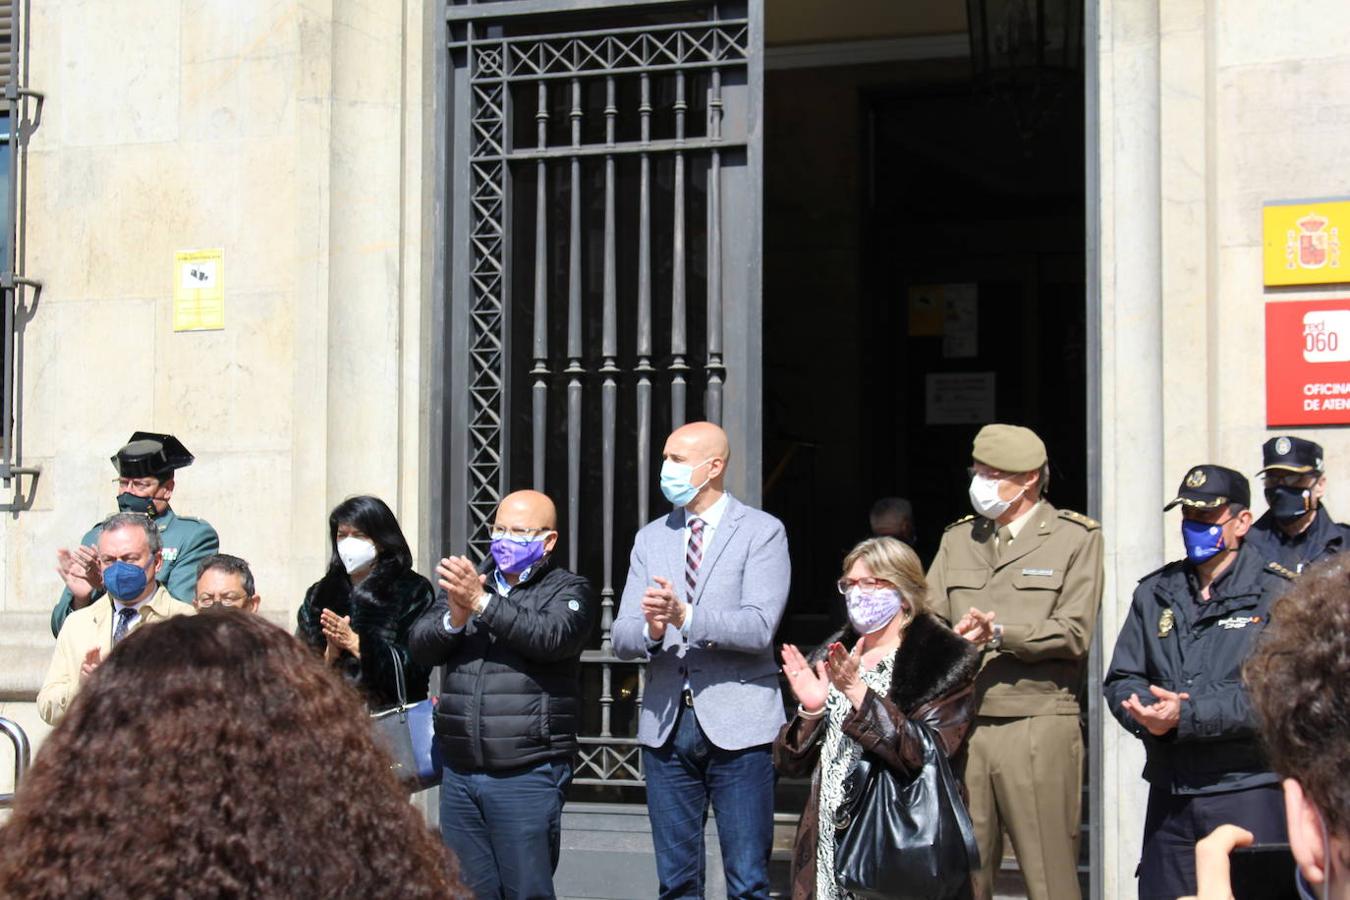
79 647 102 679
826 640 868 710
954 607 997 645
780 643 829 714
1122 685 1190 736
320 608 360 660
56 545 103 606
436 555 487 628
641 576 686 641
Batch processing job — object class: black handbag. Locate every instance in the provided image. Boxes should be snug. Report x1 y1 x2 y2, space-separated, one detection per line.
369 648 443 791
832 721 980 900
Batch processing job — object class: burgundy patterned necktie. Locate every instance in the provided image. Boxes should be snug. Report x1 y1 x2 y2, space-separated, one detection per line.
685 516 705 602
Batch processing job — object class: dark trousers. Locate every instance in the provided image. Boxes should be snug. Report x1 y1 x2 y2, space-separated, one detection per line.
439 758 572 900
1138 782 1287 900
642 702 776 900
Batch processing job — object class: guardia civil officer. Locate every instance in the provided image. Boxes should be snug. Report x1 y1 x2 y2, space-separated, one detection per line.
1103 465 1293 900
51 432 218 637
926 424 1103 900
1244 435 1350 573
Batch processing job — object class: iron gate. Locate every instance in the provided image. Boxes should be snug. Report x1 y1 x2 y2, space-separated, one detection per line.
442 0 763 787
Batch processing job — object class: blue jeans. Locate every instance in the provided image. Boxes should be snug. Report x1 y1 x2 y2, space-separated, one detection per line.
643 703 775 900
439 758 573 900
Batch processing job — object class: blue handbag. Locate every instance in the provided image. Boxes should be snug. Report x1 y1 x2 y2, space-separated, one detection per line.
370 648 443 791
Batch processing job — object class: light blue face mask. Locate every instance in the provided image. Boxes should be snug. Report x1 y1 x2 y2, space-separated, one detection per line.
660 458 713 507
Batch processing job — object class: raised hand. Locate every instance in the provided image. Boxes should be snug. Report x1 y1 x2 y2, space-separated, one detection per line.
79 647 102 679
320 609 360 659
780 643 829 713
827 640 868 710
954 607 997 645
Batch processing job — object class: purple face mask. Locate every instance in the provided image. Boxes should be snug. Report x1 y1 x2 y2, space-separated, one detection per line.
846 587 905 634
490 536 548 575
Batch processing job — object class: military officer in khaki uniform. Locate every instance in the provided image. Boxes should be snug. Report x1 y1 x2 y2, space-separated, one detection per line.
51 432 218 637
926 424 1103 900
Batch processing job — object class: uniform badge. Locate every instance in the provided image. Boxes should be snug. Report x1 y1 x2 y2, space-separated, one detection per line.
1158 609 1175 638
1275 436 1292 456
162 547 179 561
1185 469 1206 488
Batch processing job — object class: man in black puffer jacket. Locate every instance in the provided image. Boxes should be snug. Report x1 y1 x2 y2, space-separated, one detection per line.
410 489 596 900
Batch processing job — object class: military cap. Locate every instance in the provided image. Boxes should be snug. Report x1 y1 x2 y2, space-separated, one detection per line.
1256 435 1323 475
111 431 194 479
1163 464 1250 511
971 424 1047 473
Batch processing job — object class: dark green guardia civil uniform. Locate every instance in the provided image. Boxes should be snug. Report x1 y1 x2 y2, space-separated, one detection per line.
50 433 219 637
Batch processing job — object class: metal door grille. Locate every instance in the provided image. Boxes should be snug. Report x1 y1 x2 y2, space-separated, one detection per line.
445 0 760 786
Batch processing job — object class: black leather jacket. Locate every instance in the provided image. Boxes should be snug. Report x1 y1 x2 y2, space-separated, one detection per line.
1103 544 1294 795
409 557 597 772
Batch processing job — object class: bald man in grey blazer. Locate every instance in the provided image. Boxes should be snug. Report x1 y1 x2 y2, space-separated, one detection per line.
614 421 791 900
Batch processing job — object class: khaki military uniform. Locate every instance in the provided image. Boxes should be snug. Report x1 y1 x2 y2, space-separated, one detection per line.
926 500 1104 900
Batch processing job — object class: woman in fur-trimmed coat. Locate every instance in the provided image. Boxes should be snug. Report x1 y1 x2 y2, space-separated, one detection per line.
296 495 435 711
775 537 981 900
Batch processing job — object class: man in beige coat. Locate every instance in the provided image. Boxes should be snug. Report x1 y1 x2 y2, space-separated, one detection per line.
38 513 195 724
926 424 1104 900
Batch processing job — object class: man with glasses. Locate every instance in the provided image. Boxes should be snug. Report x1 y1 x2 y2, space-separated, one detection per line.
50 431 218 636
193 554 261 613
926 423 1103 900
37 512 196 724
1104 465 1294 900
410 489 596 900
1244 435 1350 573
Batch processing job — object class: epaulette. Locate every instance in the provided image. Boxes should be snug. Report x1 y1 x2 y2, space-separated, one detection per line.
1137 559 1184 583
1058 509 1101 530
944 514 977 532
175 514 210 525
1265 561 1298 580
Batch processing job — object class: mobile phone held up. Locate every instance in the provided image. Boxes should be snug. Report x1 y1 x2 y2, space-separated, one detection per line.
1230 843 1298 900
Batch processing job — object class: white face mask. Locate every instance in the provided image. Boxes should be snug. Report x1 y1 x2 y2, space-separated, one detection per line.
337 536 378 574
969 474 1022 520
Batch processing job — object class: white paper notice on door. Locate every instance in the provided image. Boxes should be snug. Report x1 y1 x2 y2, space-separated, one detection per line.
925 372 996 425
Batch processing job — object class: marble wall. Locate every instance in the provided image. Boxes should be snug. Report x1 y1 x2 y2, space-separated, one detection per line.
1096 1 1350 895
0 0 440 735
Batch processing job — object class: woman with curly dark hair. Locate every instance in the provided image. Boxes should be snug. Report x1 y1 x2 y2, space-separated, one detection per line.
0 613 466 899
297 495 435 711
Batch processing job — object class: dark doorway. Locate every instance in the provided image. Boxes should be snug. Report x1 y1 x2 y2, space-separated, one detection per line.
762 61 1086 637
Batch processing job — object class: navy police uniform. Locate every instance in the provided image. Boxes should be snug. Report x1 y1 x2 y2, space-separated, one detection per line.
50 432 218 637
1103 465 1292 900
1244 435 1350 574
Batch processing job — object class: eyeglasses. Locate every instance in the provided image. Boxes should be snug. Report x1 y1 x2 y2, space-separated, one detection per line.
195 592 251 609
113 477 160 492
488 525 553 541
836 577 895 594
967 465 1013 481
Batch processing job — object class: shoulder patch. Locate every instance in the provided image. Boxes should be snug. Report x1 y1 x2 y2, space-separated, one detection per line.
1266 561 1298 581
944 514 977 532
1058 509 1101 531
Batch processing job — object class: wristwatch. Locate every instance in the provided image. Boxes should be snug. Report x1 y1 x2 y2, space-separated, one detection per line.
473 592 492 616
989 623 1005 650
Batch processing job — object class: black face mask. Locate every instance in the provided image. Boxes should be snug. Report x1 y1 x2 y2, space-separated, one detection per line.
116 492 157 517
1265 485 1313 523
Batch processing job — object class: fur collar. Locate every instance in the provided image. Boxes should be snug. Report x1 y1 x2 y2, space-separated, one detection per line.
807 613 980 714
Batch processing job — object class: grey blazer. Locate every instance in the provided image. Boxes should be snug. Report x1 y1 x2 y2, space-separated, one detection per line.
613 495 791 751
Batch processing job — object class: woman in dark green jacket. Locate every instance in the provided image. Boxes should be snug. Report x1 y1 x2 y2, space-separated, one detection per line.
297 495 434 710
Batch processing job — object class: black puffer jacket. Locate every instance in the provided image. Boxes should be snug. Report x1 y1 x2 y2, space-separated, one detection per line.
297 565 435 711
409 557 597 771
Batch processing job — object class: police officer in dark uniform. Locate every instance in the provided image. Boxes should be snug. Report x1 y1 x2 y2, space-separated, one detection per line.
1244 435 1350 573
1103 465 1293 900
51 432 218 636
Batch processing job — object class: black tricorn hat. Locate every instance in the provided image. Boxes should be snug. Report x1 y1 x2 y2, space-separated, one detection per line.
111 431 194 478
